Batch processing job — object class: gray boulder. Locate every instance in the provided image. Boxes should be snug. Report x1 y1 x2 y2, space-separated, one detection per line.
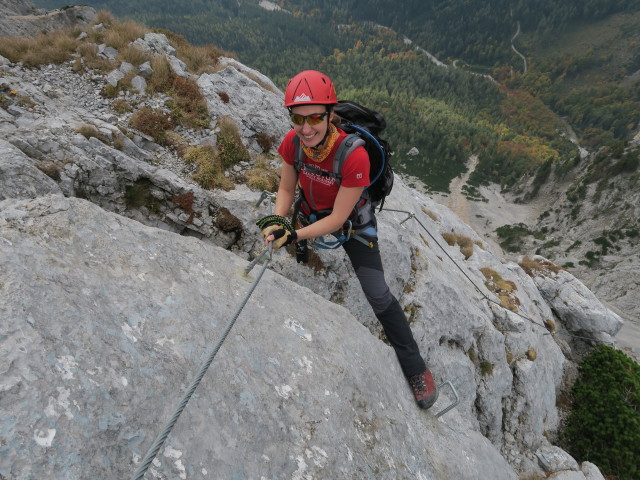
529 261 624 344
197 66 290 153
0 139 62 200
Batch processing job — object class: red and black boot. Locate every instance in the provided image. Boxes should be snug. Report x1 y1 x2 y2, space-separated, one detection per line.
408 369 439 409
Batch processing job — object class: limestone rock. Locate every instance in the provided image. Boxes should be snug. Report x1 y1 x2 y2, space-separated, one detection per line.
0 139 62 200
0 0 95 37
197 66 290 153
0 194 518 480
529 262 624 344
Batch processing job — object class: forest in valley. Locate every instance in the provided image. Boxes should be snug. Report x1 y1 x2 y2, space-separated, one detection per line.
31 0 640 193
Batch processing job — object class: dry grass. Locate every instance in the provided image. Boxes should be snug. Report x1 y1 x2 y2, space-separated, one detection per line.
177 43 228 75
442 232 457 246
544 318 557 333
421 207 439 221
75 42 112 72
244 157 280 192
104 20 148 49
111 98 134 114
441 231 475 259
0 29 78 67
217 116 250 167
75 124 110 143
183 145 234 190
480 267 521 312
36 161 62 180
166 76 210 129
118 44 151 67
519 256 563 277
146 56 174 93
163 130 189 157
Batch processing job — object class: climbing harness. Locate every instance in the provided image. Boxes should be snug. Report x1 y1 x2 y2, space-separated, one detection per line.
131 246 272 480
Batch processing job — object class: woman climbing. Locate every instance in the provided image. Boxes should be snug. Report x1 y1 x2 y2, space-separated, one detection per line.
256 70 438 409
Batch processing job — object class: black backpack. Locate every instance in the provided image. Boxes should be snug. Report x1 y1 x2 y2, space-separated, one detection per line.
293 100 394 210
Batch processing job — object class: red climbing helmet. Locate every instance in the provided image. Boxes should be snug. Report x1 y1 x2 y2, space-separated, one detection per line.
284 70 338 108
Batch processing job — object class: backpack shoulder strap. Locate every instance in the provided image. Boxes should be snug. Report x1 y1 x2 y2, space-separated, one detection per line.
332 133 365 184
292 133 365 184
292 135 304 174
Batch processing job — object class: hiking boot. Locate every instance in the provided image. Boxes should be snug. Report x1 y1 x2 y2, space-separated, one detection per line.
408 370 439 409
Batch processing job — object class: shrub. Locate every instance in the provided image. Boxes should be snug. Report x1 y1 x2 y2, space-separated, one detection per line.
495 223 532 253
244 157 280 192
75 124 109 143
215 207 242 232
167 76 210 129
255 132 276 152
561 346 640 480
217 117 250 167
184 145 234 190
129 107 174 144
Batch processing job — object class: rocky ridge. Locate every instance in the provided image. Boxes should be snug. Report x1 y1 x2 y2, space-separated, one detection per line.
0 0 95 37
0 5 627 480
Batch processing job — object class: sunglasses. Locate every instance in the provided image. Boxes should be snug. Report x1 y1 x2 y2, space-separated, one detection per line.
289 112 328 126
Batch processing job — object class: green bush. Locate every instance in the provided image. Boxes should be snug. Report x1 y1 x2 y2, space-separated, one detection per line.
495 223 532 253
561 346 640 480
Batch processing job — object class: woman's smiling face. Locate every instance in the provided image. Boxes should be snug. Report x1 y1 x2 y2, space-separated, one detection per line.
290 104 331 148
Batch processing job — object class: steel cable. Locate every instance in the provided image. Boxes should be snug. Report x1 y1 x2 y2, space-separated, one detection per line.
131 246 272 480
381 207 598 341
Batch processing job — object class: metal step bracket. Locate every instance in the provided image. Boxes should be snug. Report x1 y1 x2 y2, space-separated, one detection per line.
434 381 460 418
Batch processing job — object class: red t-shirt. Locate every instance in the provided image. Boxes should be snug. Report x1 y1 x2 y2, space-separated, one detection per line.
278 129 370 211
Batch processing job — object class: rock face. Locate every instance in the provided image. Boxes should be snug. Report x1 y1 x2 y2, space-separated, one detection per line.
197 62 291 153
0 0 95 37
0 4 627 479
0 194 517 479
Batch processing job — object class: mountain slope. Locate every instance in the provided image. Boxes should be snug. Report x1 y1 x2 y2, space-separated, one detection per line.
0 6 629 478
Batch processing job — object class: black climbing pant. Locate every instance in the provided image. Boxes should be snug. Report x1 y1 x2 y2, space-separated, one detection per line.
343 238 426 377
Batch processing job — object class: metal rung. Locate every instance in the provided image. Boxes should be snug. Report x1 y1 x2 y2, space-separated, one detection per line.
255 190 276 207
434 381 460 418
